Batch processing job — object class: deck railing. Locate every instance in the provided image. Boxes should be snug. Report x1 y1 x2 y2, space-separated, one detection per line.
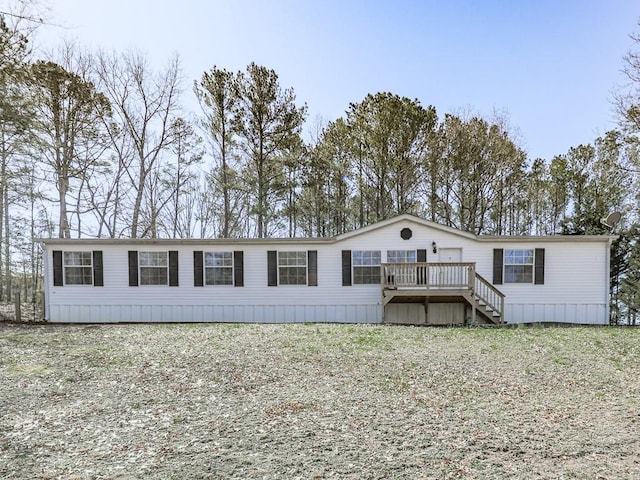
382 262 475 289
474 273 505 319
381 262 505 321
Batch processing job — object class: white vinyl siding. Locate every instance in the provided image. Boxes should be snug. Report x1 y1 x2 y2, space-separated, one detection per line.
353 250 381 284
63 251 93 285
278 251 307 285
205 252 233 285
139 251 168 285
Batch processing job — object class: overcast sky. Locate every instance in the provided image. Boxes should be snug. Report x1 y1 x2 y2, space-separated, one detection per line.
34 0 639 161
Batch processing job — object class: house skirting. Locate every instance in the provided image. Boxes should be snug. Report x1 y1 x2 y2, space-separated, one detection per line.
505 303 606 324
46 304 382 324
45 302 608 325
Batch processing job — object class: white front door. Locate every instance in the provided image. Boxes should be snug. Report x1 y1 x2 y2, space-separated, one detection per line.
438 248 462 262
435 248 464 286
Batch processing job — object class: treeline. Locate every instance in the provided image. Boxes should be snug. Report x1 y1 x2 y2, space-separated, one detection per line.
1 11 640 323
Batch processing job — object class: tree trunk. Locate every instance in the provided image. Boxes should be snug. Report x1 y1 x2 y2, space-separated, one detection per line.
4 184 11 301
173 157 181 239
257 137 265 238
0 141 5 302
30 183 37 303
57 173 70 238
131 166 146 238
221 123 230 238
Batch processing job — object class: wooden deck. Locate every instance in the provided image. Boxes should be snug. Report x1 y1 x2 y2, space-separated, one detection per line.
381 262 505 324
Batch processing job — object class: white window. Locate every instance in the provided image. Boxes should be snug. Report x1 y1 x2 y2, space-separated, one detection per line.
139 251 168 285
353 250 381 284
504 249 534 283
63 251 93 285
386 250 416 263
278 251 307 285
205 252 233 285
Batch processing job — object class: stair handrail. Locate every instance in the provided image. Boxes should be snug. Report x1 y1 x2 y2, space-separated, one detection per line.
474 272 505 320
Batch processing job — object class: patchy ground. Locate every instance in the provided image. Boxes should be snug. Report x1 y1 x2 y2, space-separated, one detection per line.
0 303 44 323
0 323 638 479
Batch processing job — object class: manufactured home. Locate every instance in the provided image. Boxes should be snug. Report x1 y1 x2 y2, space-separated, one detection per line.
39 215 616 325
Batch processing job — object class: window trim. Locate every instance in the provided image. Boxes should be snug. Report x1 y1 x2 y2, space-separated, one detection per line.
204 251 234 286
352 250 381 285
503 248 534 284
386 249 417 264
62 251 94 286
138 251 169 286
277 251 308 286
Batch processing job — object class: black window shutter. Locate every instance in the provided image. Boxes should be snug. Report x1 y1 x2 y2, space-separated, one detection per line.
128 251 139 286
534 248 545 285
92 251 104 287
53 250 63 286
193 251 203 287
493 249 503 285
308 250 318 286
234 251 244 287
417 249 427 262
342 250 352 286
169 251 179 286
267 251 278 286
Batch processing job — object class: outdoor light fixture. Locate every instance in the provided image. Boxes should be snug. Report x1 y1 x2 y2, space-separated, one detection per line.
432 241 437 254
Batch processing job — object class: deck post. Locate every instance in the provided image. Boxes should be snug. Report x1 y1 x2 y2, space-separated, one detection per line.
471 298 476 325
425 263 430 289
380 264 385 322
469 265 476 325
424 296 429 325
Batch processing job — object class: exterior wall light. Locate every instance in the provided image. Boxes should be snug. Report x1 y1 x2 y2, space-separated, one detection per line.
432 241 437 254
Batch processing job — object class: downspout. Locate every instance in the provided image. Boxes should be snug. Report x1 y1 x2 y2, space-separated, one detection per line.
40 242 49 322
605 237 613 325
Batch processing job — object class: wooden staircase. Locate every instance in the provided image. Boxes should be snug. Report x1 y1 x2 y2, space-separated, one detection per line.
381 262 505 325
471 272 504 324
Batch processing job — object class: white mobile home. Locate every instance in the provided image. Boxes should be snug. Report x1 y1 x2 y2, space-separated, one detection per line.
39 215 616 325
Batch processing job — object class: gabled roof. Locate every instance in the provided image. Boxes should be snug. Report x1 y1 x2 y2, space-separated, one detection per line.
37 214 617 245
335 214 477 241
336 214 617 243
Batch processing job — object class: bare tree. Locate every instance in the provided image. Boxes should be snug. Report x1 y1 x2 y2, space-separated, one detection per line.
94 50 182 238
0 0 48 26
615 22 640 139
160 117 202 238
0 10 32 300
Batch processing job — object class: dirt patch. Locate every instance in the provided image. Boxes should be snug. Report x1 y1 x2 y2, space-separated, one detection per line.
1 324 638 479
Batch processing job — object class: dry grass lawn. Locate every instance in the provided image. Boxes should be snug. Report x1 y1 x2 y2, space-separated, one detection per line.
1 323 639 479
